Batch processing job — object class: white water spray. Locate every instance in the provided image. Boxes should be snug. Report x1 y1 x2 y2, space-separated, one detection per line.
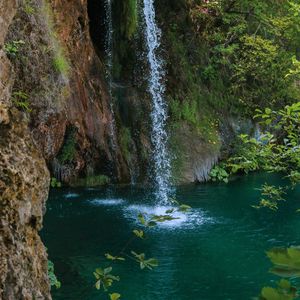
143 0 172 203
105 0 117 151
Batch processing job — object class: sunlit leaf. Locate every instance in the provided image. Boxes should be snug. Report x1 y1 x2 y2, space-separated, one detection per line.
105 253 125 261
110 293 121 300
131 251 158 270
133 229 145 239
138 213 146 225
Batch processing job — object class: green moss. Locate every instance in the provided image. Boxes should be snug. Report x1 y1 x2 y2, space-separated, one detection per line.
53 52 70 76
123 0 138 39
119 127 132 162
58 127 76 164
42 0 70 78
23 0 36 14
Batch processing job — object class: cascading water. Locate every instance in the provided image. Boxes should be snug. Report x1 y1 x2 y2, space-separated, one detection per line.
143 0 172 203
105 0 117 151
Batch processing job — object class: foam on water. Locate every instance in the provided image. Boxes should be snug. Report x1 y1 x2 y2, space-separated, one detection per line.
89 198 125 206
123 204 214 229
65 193 80 199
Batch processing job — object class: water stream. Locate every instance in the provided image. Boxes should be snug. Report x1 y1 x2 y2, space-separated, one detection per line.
143 0 172 203
105 0 117 152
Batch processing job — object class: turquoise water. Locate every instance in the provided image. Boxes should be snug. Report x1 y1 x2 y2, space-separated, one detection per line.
42 174 300 300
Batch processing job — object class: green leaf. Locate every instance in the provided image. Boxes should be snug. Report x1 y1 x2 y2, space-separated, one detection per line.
138 213 146 225
177 204 191 212
110 293 121 300
133 230 145 239
267 247 300 278
105 253 125 261
144 258 159 269
146 221 157 227
95 280 101 290
278 279 291 290
93 266 119 291
261 287 281 300
131 251 158 270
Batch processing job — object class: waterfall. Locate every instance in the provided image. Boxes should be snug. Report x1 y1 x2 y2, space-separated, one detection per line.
143 0 172 203
105 0 117 151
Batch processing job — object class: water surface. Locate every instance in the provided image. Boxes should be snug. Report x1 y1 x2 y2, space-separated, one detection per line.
42 174 300 300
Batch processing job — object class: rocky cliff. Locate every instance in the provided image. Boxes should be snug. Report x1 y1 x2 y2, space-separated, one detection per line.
3 0 237 190
0 0 51 299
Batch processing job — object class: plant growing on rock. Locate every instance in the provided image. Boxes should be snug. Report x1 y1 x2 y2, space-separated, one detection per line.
12 91 31 112
48 260 61 289
4 40 25 57
50 177 62 188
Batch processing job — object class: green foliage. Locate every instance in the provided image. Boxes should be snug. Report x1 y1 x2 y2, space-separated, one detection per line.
133 229 145 239
40 0 70 79
11 91 31 112
58 128 76 164
94 267 120 292
259 280 297 300
212 102 300 209
267 247 300 278
131 251 159 270
209 165 229 183
258 247 300 299
225 132 279 175
253 184 286 211
123 0 138 39
48 260 61 289
105 253 125 261
188 0 300 112
50 177 62 188
4 40 25 57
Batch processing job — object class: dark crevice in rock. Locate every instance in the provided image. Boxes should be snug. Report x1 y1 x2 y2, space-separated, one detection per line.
87 0 107 56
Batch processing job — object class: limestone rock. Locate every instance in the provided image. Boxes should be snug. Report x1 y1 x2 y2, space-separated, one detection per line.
0 0 51 298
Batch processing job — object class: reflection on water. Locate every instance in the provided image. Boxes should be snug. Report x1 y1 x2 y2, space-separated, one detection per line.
42 173 300 300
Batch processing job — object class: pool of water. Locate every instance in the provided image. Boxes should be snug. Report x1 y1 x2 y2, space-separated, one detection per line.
42 173 300 300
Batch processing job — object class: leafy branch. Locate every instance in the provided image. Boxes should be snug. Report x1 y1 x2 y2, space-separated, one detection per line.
94 200 191 299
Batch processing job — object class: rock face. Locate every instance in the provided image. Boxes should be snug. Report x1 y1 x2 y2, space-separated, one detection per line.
3 0 236 188
0 110 51 300
171 123 220 183
0 0 51 299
